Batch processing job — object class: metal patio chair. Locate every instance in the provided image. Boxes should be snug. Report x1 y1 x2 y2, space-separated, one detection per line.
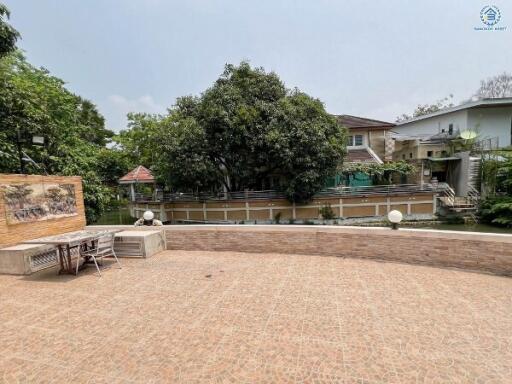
77 233 121 276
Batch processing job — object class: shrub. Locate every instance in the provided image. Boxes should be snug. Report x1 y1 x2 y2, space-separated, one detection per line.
274 212 282 224
479 196 512 227
319 204 336 220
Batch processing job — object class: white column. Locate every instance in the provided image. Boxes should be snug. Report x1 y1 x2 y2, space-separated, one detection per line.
130 184 136 202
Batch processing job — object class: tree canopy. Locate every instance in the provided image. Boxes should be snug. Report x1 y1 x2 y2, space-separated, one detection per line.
0 52 123 222
0 3 19 58
117 62 346 202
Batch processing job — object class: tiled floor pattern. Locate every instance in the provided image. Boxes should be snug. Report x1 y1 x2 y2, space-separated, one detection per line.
1 250 511 383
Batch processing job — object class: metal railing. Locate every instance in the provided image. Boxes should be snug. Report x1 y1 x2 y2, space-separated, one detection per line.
467 185 481 206
439 183 456 207
473 137 499 152
134 183 442 203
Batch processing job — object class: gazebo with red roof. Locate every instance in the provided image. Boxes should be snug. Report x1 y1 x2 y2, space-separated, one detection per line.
119 165 156 201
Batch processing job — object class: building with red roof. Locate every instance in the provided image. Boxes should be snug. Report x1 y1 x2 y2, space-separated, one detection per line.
119 165 156 201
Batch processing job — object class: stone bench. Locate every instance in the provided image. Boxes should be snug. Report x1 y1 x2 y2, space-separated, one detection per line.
0 244 59 275
114 230 165 258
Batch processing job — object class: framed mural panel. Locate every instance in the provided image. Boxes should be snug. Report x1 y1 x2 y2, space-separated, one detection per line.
44 183 77 220
1 183 78 225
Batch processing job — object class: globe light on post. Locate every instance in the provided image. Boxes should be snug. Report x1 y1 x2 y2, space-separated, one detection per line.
387 210 403 230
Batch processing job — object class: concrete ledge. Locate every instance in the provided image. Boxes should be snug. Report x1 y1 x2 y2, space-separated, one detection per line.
87 226 167 257
114 230 165 258
0 244 58 275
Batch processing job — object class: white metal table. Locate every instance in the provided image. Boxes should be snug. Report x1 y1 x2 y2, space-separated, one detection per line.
22 229 121 274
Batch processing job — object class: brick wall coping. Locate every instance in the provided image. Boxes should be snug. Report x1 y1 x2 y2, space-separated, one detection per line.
88 224 512 244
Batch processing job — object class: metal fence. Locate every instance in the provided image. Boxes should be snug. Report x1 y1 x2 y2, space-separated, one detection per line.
135 183 443 203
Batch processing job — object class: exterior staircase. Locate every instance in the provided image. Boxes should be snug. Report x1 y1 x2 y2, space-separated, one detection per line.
438 184 480 222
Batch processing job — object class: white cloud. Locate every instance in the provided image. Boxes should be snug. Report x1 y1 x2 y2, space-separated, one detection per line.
108 94 165 114
107 94 166 131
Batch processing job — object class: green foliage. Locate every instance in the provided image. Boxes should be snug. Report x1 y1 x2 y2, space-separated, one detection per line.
0 52 122 223
0 4 20 58
319 204 336 220
151 114 219 191
482 158 500 195
342 161 416 184
119 62 346 201
480 149 512 227
482 150 512 195
266 90 346 202
115 113 162 172
479 196 512 227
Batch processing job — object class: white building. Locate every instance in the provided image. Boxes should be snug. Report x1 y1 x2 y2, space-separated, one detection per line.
393 98 512 148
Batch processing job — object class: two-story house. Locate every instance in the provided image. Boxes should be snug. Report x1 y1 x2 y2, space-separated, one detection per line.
331 115 395 187
336 114 395 164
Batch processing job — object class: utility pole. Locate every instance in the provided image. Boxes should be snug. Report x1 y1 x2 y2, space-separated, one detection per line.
16 127 25 174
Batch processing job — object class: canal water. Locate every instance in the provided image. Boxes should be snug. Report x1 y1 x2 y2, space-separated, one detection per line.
94 207 134 225
95 208 512 234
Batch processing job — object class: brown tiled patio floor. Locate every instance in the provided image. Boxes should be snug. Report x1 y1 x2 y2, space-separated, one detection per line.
1 250 511 383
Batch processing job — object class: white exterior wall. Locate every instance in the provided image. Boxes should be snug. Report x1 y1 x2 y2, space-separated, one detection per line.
394 106 512 148
467 107 512 148
393 110 467 136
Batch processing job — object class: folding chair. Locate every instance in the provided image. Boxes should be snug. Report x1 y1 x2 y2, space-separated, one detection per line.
77 233 121 276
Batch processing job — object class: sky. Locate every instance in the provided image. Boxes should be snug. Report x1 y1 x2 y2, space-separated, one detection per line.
5 0 512 132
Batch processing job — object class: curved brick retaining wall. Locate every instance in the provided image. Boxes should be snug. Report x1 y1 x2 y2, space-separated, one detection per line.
88 224 512 276
163 225 512 276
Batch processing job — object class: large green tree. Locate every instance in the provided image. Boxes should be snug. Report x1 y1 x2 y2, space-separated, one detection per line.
0 52 120 222
0 4 126 222
0 3 19 58
119 62 346 202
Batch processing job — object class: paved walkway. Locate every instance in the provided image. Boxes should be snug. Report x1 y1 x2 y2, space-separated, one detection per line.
1 250 511 383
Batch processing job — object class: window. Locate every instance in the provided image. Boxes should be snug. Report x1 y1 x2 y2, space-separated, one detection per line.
402 154 406 160
448 123 453 135
348 134 364 147
409 153 413 159
427 150 433 157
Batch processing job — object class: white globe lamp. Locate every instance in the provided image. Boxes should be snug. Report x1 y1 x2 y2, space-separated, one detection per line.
387 210 403 230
